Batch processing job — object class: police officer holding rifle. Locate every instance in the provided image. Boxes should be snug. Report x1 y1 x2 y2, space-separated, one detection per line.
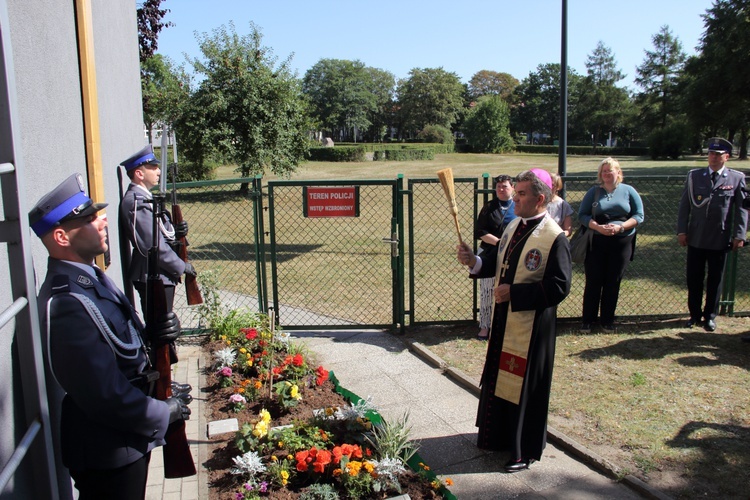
119 139 197 394
30 174 192 499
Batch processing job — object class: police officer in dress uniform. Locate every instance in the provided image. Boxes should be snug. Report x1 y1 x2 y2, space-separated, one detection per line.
30 174 191 499
119 145 195 394
677 138 747 332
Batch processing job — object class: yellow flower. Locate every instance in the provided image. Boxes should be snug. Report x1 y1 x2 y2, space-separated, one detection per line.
346 461 363 476
287 454 293 460
277 441 284 448
246 359 253 367
225 340 231 346
254 381 262 390
220 335 227 340
363 461 375 473
239 347 247 354
431 480 440 489
290 385 299 399
271 455 278 462
259 409 271 423
280 470 289 486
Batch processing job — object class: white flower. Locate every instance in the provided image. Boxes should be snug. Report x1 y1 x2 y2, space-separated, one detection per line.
230 451 267 477
214 347 236 368
342 396 379 419
372 457 407 489
274 330 291 345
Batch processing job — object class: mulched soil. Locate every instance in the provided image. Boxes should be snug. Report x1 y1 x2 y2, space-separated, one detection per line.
202 339 442 499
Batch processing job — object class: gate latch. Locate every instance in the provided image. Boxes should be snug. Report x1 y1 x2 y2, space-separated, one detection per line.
381 233 399 257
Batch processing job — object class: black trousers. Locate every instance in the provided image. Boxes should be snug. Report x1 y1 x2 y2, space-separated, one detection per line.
686 245 728 321
70 453 151 500
582 233 634 325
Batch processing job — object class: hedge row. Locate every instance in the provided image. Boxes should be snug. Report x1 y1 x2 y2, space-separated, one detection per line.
335 143 456 154
306 146 366 162
515 145 650 156
373 148 435 161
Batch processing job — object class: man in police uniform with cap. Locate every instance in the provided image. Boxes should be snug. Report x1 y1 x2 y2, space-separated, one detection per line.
31 173 191 499
119 144 195 313
677 137 747 332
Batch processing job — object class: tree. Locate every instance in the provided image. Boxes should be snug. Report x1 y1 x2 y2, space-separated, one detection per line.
136 0 173 64
575 42 633 146
683 0 750 159
463 95 514 153
511 63 582 143
468 70 519 101
178 22 309 181
396 67 464 135
302 59 394 142
635 26 687 130
141 54 189 143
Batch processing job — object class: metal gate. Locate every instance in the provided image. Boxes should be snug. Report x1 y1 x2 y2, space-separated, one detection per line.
267 178 404 330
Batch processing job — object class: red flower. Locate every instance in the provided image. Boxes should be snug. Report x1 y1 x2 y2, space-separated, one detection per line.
295 450 310 472
241 327 258 340
272 366 283 375
315 366 329 386
292 354 304 366
312 449 332 473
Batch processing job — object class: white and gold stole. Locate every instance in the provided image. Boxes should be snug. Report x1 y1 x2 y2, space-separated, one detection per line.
491 214 561 404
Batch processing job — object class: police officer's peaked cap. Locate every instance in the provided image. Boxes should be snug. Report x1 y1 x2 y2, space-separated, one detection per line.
707 137 733 156
28 173 108 237
120 144 159 171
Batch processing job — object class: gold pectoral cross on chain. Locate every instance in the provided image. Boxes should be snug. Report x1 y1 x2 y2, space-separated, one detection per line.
500 260 511 278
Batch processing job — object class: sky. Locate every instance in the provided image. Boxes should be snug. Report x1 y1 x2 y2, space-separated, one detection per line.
155 0 714 92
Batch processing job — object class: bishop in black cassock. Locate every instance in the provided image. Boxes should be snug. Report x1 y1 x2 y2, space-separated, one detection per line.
458 169 572 472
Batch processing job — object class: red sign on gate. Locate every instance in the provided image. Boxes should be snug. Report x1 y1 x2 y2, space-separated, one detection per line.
303 186 360 218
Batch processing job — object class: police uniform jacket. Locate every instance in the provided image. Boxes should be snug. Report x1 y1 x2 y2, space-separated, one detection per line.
38 258 170 471
677 167 748 250
120 183 186 285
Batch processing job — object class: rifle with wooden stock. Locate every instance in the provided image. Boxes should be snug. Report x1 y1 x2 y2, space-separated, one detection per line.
169 140 202 305
146 193 196 478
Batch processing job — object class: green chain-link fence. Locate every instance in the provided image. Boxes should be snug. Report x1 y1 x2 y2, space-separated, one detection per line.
171 174 750 331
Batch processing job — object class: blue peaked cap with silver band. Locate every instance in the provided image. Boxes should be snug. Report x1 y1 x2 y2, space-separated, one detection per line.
120 144 159 171
707 137 733 156
28 173 108 237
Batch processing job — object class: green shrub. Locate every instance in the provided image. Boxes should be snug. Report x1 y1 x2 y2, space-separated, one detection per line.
374 148 435 161
514 144 650 156
416 124 455 144
463 95 514 153
306 146 367 162
648 122 690 159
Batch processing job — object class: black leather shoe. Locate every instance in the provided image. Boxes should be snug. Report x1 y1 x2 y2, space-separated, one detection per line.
704 319 717 332
686 319 701 328
504 458 531 473
171 382 193 394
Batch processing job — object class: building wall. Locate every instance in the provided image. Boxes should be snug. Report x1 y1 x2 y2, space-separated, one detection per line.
0 0 144 497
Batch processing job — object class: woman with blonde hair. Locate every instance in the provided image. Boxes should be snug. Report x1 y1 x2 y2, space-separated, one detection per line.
578 158 644 332
547 172 573 237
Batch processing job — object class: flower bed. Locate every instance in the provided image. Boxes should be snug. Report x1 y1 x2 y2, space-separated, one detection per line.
202 309 454 499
